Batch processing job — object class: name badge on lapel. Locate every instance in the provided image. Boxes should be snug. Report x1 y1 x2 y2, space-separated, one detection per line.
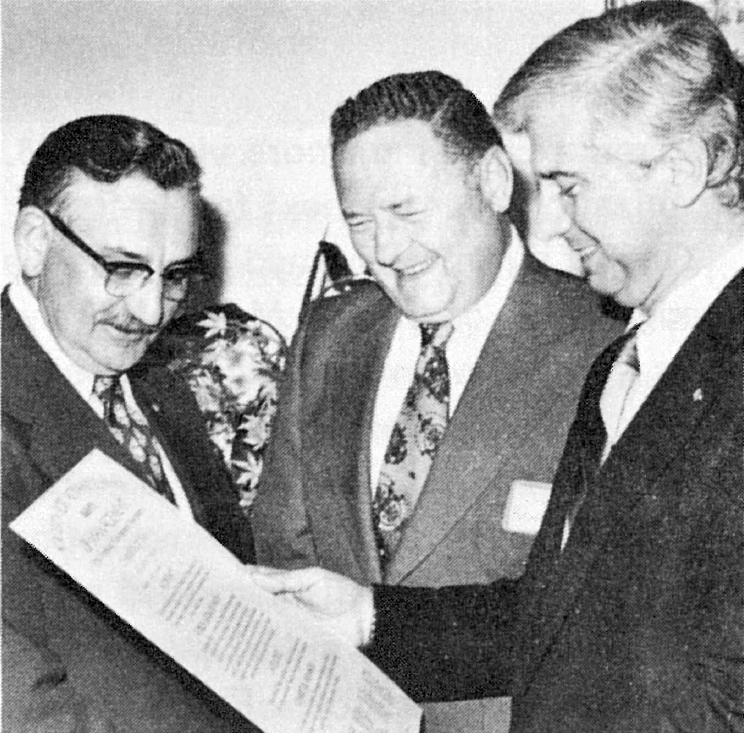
502 480 552 536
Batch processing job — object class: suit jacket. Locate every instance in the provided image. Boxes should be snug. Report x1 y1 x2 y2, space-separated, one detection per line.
367 269 744 732
1 292 257 733
253 254 624 732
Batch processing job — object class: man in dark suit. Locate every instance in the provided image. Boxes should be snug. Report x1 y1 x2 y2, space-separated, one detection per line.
2 115 255 732
252 3 744 730
252 71 622 732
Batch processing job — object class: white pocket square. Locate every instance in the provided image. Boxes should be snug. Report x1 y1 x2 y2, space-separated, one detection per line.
502 480 552 536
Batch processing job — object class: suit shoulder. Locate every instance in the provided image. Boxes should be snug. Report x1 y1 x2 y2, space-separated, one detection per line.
304 278 385 314
526 258 629 334
299 279 391 333
130 360 196 407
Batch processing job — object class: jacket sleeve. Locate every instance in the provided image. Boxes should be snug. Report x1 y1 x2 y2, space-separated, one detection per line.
2 429 116 733
252 315 319 569
3 621 116 733
365 579 520 702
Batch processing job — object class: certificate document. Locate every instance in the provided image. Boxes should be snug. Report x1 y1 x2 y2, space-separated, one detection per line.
10 450 421 733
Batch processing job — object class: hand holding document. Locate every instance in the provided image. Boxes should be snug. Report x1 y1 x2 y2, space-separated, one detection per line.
251 566 375 648
10 450 421 733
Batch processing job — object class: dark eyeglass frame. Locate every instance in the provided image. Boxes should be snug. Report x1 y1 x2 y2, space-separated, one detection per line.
43 210 204 302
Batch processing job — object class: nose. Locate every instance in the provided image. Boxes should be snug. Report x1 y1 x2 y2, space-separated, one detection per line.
535 185 573 243
125 274 166 328
374 218 406 267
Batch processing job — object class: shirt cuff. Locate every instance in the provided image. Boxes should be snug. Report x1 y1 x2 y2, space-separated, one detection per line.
360 586 376 647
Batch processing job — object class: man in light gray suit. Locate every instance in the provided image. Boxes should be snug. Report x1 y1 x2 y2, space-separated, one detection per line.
252 4 744 730
252 71 623 732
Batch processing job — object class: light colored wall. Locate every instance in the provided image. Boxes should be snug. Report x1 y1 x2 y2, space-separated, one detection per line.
2 0 599 339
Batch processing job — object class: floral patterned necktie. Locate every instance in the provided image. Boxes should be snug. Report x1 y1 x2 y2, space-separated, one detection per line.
373 321 454 569
93 375 176 504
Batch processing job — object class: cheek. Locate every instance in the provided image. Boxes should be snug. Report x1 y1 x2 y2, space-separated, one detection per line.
349 230 376 265
40 256 88 318
41 256 117 330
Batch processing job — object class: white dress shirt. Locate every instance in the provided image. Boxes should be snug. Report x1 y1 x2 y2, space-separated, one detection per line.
370 227 525 490
9 280 194 518
562 245 743 548
610 245 744 449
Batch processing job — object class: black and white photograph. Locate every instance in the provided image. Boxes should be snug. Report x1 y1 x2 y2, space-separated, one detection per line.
2 1 742 731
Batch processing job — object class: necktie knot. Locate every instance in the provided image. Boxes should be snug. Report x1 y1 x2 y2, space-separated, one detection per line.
92 374 119 394
419 321 454 349
616 328 640 373
93 374 122 422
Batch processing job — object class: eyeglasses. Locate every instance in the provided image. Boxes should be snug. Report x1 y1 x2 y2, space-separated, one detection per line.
44 210 203 302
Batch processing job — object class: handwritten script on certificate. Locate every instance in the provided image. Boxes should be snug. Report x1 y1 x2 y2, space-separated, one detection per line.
10 450 421 733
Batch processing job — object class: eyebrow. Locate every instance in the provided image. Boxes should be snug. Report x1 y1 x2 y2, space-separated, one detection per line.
341 209 366 220
389 198 420 212
101 248 199 269
538 170 583 182
342 195 420 218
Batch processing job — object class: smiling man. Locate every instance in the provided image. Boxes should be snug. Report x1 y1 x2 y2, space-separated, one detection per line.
2 115 255 732
252 71 622 733
252 4 743 731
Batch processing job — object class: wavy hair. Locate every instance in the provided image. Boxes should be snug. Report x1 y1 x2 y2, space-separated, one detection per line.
331 71 502 166
493 0 744 208
19 114 202 212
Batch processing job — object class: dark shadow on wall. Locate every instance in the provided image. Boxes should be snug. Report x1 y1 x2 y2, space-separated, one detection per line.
184 198 228 312
507 166 531 246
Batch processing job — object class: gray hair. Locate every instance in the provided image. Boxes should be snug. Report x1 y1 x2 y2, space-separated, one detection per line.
493 0 744 208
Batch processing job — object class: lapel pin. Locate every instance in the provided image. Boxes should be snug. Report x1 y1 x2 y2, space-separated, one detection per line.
692 388 703 402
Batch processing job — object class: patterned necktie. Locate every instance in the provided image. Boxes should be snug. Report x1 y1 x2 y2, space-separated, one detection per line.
93 375 175 504
373 321 454 568
599 325 641 460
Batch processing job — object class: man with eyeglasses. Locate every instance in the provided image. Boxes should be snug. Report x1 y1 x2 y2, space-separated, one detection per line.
2 115 256 732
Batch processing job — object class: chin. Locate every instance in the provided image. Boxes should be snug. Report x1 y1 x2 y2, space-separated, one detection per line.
392 288 453 320
102 349 147 374
588 273 621 298
399 303 452 321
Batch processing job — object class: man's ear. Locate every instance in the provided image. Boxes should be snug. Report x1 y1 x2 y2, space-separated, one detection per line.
14 207 52 277
659 135 709 208
478 145 513 214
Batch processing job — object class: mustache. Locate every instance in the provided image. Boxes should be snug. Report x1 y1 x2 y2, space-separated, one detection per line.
99 317 160 336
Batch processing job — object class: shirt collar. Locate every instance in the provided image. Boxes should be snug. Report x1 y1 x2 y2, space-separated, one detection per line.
631 245 744 383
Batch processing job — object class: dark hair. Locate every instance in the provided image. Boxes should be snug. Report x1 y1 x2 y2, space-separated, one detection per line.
19 114 202 211
493 0 744 208
331 71 502 165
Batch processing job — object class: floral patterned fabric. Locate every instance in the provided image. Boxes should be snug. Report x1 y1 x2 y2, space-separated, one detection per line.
145 303 287 516
372 321 454 566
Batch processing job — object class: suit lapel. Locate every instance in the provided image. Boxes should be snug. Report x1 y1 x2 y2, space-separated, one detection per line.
387 258 583 583
2 294 204 520
2 297 145 491
517 270 743 691
310 298 399 584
